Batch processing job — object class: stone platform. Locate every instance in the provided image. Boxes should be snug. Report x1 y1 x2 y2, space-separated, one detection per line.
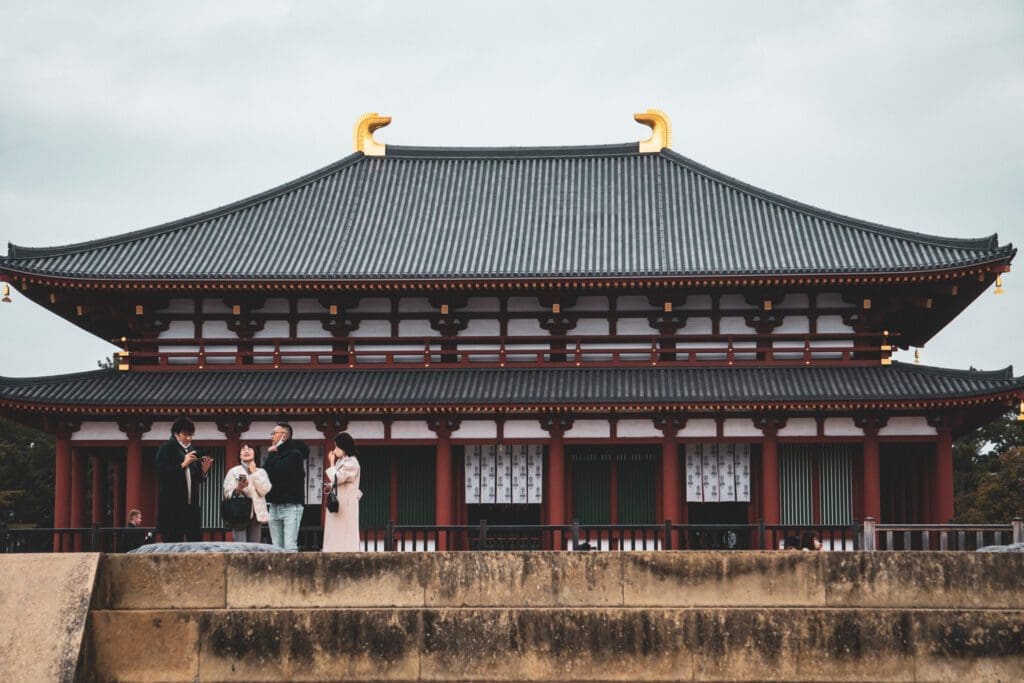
5 551 1024 681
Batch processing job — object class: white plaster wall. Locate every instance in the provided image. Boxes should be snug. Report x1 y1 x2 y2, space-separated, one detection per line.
570 296 609 311
463 319 500 336
71 422 126 441
296 298 325 313
682 317 713 334
398 319 440 337
156 298 194 314
879 417 937 436
778 418 817 437
508 297 544 312
463 297 500 312
504 420 548 439
616 296 657 311
817 292 854 308
679 419 717 437
454 420 497 439
353 297 391 313
349 320 391 337
242 421 283 442
617 419 662 438
775 316 810 334
391 420 436 439
346 421 386 440
253 320 289 338
150 421 174 440
823 418 862 436
397 297 434 313
202 298 231 313
296 321 331 338
507 319 545 335
254 298 289 314
564 420 611 438
617 318 658 334
719 317 749 334
681 294 712 311
723 419 763 437
574 318 609 335
720 294 756 310
190 422 224 441
202 320 234 339
817 315 854 333
780 293 810 308
160 320 196 339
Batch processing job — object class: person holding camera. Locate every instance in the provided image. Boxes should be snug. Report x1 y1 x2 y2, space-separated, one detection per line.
322 432 362 552
155 416 213 542
222 444 272 543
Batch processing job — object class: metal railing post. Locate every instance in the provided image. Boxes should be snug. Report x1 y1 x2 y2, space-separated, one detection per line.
571 519 579 550
478 519 488 549
862 517 876 551
663 520 672 550
385 520 394 552
1014 517 1024 545
757 519 765 550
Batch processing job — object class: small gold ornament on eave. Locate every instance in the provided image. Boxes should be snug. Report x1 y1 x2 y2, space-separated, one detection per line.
994 274 1004 295
1 283 11 303
634 109 672 153
353 112 391 156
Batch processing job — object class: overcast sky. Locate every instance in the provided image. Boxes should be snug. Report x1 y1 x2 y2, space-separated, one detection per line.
1 1 1021 378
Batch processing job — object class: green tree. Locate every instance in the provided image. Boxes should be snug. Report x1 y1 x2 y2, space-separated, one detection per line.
954 412 1024 522
0 417 54 526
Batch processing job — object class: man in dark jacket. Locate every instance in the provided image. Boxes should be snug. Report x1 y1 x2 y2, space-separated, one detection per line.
262 422 308 551
155 417 213 542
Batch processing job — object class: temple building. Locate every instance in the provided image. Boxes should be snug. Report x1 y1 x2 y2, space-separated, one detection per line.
1 110 1021 548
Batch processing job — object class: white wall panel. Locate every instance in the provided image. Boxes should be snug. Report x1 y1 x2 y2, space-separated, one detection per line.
391 420 435 439
778 418 818 437
824 418 862 436
504 420 547 439
879 417 937 436
454 420 497 439
564 420 610 438
723 419 762 437
71 422 126 441
679 419 716 437
617 419 662 438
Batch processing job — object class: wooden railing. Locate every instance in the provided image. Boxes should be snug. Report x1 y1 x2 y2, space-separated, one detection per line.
111 331 898 370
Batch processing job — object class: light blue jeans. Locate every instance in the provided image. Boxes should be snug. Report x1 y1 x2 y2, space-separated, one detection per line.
267 503 304 552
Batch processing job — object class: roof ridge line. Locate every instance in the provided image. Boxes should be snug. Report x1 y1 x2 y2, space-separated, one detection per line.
658 149 1008 252
6 153 368 260
385 142 641 160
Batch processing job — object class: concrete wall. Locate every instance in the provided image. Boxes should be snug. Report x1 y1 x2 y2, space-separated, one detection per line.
74 551 1024 681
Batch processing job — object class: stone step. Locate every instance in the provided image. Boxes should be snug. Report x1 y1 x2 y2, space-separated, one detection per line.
83 606 1024 681
95 551 1024 611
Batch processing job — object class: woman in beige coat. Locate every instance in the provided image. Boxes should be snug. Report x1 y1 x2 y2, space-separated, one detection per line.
222 444 272 543
322 432 362 552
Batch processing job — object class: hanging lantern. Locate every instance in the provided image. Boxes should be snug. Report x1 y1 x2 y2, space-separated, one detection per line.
1 283 10 303
1018 400 1024 422
994 274 1004 295
914 348 921 364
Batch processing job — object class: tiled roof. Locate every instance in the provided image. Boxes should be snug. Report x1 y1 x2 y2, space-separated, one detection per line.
2 145 1014 281
1 363 1019 411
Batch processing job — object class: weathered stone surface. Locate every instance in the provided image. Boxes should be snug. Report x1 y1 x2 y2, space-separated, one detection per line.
624 551 824 607
0 553 99 683
96 553 227 610
199 609 421 681
226 552 428 608
912 609 1024 682
85 610 200 681
822 552 1024 609
426 551 624 607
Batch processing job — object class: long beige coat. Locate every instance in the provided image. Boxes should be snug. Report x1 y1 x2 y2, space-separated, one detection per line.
322 456 361 552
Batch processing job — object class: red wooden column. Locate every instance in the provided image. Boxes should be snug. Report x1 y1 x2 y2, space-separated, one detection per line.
112 458 124 528
933 422 956 523
428 416 460 548
118 418 152 525
655 413 686 548
91 455 105 525
855 415 887 523
754 415 786 528
52 421 78 551
541 416 573 546
69 446 86 550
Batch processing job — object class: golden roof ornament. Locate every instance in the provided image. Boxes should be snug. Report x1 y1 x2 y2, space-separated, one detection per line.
634 109 672 153
994 274 1004 294
1018 399 1024 421
1 283 10 303
353 112 391 156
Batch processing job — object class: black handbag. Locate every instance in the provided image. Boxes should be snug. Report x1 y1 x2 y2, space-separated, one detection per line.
326 475 339 513
221 493 254 529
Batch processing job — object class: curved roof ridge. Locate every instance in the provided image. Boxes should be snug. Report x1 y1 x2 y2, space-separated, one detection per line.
386 142 640 160
659 149 1009 253
6 153 368 259
888 360 1015 380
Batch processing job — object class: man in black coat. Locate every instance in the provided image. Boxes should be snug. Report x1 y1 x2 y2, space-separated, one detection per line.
155 416 213 542
262 422 309 552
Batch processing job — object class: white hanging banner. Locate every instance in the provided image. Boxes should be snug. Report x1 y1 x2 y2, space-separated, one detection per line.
701 447 720 502
495 444 512 504
480 444 497 504
685 444 704 502
735 444 751 502
718 445 736 502
464 445 481 504
527 444 544 503
305 446 324 505
511 444 529 504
